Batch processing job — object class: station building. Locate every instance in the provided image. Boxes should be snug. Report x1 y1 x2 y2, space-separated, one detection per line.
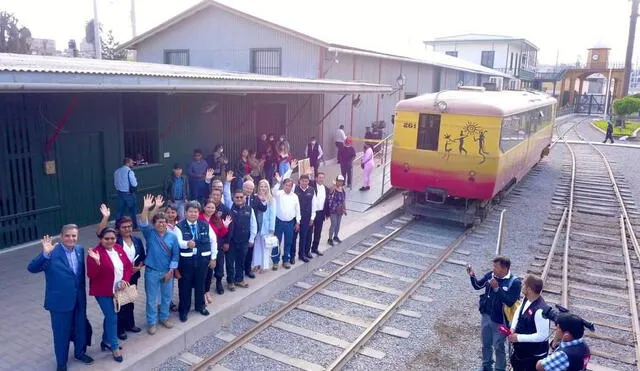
119 0 511 159
0 54 389 248
0 1 510 248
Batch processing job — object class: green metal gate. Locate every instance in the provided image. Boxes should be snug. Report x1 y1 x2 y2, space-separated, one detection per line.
0 97 39 248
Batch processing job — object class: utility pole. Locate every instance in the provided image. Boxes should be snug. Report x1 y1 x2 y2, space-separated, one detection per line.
92 0 102 59
130 0 137 37
622 0 639 97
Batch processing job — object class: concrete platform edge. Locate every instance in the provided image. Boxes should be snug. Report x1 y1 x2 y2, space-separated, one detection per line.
124 206 406 370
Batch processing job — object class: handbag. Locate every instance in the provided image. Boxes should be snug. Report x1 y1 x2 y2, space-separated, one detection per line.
264 235 279 249
156 231 182 279
113 284 138 313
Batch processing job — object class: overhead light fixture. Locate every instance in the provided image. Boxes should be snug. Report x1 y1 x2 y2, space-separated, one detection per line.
396 73 406 89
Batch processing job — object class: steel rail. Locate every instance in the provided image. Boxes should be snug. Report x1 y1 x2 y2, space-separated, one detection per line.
190 221 412 371
619 217 640 371
570 121 640 369
326 227 473 370
540 207 568 283
560 140 576 309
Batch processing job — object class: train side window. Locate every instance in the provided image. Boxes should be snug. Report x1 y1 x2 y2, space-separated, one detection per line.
417 114 441 151
500 115 526 152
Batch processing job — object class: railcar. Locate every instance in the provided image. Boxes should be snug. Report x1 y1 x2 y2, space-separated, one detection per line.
391 87 557 225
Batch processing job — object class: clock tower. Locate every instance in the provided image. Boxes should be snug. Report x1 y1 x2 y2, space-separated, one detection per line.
587 45 610 69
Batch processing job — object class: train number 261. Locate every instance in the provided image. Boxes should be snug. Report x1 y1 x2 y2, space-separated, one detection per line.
403 122 416 129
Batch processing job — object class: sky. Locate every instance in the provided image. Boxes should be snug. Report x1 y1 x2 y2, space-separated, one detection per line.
3 0 638 65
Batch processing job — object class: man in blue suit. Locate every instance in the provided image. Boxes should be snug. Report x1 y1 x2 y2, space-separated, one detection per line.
27 224 94 371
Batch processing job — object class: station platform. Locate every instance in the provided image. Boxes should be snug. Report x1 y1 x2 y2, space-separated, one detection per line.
314 143 394 213
0 186 404 370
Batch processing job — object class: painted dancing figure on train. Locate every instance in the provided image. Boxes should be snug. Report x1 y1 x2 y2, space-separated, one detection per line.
458 130 468 155
443 134 453 160
475 130 489 164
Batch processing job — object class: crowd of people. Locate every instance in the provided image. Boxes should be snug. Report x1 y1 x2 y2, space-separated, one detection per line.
28 139 353 370
27 126 388 370
468 256 592 371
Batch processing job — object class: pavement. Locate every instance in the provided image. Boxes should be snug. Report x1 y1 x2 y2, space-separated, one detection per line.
0 158 401 371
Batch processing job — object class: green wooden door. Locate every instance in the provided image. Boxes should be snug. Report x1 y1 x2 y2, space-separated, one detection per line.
57 132 106 227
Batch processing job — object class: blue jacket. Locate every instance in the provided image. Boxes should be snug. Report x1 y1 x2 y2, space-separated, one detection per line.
470 271 521 324
27 244 87 313
260 200 277 236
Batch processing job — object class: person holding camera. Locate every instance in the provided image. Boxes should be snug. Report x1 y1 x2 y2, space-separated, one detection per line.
536 313 591 371
507 274 550 370
467 256 521 371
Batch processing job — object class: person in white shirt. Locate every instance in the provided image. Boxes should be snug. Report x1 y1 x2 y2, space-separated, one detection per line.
335 124 346 155
310 172 329 256
508 274 550 370
271 162 301 270
174 201 217 323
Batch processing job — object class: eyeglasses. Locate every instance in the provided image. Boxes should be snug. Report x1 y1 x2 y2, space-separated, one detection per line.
102 237 116 241
120 225 133 229
234 196 244 199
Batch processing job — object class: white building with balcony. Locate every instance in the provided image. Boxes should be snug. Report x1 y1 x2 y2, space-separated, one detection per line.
424 34 538 90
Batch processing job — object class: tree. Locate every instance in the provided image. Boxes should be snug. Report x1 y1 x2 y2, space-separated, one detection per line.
101 29 127 60
0 11 32 54
612 96 640 128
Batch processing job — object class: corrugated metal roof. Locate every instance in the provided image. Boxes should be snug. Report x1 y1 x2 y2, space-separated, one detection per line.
0 53 393 93
119 0 514 79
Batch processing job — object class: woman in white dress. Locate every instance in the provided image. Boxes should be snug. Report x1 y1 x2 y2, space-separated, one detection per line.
252 179 276 273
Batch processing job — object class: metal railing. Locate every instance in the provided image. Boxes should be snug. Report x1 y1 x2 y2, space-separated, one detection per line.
495 209 506 255
348 133 393 197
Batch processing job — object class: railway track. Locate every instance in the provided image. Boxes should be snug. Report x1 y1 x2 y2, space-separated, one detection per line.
189 216 472 371
530 121 640 371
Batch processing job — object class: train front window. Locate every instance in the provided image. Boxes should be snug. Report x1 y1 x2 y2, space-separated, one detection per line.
417 114 441 151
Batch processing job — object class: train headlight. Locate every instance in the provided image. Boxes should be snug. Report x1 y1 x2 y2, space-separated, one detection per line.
437 101 448 112
403 162 410 172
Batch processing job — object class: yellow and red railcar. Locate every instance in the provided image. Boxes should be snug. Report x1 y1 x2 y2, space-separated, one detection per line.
391 87 556 224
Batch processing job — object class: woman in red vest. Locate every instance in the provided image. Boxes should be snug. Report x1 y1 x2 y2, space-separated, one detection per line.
87 228 133 363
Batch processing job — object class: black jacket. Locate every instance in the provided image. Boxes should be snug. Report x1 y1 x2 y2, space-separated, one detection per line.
164 174 190 202
116 235 146 285
470 272 521 324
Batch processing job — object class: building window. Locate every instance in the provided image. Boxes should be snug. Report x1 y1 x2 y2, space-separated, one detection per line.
445 51 458 57
417 114 441 151
164 49 189 66
250 48 282 75
481 51 495 68
123 94 159 165
510 52 514 70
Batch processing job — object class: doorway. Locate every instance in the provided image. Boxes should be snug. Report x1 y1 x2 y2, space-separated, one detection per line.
57 132 106 226
255 103 287 138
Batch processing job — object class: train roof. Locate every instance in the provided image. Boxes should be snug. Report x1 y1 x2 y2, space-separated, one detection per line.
395 88 557 117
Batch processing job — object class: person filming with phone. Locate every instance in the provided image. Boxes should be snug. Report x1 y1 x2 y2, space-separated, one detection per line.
467 256 521 371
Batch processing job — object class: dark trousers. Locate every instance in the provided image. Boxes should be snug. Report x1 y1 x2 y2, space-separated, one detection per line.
273 218 295 263
228 241 248 283
311 211 325 252
178 259 208 316
116 192 137 228
510 353 545 371
214 248 226 280
117 274 139 334
340 163 353 187
604 132 614 143
292 217 312 258
311 160 319 176
189 179 207 205
244 244 254 275
49 297 86 368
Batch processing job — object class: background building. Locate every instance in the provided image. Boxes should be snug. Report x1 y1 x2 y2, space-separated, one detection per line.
424 33 538 90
